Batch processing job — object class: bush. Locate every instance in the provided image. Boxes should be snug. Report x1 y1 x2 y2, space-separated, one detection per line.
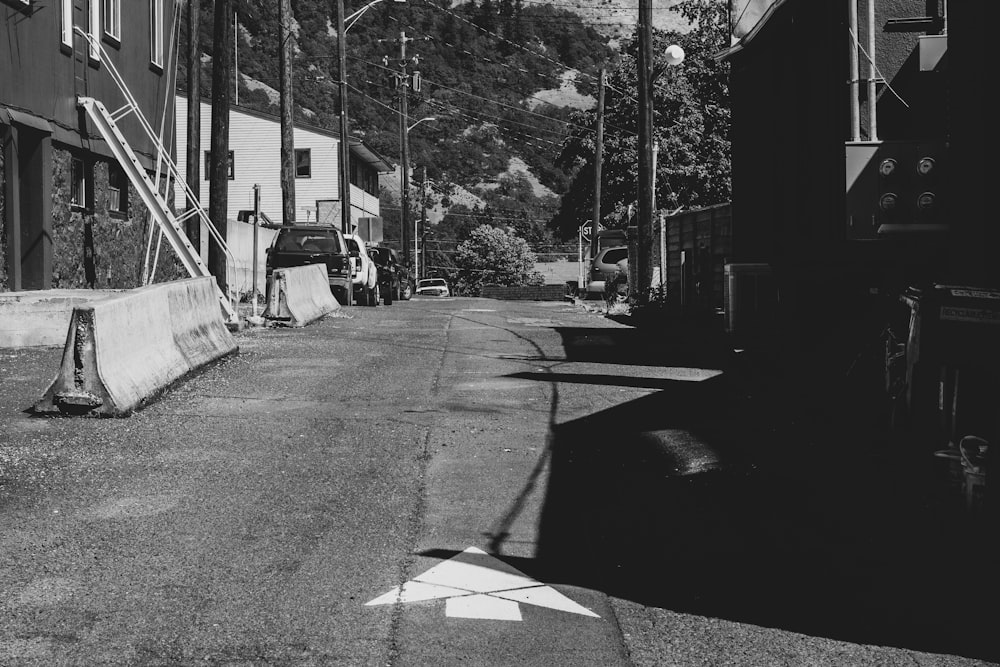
605 269 628 305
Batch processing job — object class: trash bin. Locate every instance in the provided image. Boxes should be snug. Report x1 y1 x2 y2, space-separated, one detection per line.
902 285 1000 369
901 285 1000 444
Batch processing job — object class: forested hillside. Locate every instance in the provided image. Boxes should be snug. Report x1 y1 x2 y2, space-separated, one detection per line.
176 0 729 271
177 0 617 246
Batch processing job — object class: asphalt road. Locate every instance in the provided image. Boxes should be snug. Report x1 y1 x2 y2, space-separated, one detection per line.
0 295 996 666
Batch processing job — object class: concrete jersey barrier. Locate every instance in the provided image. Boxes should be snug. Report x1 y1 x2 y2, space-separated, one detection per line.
33 277 238 417
263 264 341 327
0 290 124 349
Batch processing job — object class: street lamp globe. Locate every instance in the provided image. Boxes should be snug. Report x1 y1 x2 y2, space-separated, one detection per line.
664 44 685 66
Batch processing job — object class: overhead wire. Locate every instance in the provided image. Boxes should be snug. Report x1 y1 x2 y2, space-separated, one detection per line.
385 14 588 106
351 72 570 152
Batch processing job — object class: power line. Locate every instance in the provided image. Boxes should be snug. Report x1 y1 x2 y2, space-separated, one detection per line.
350 55 600 137
353 74 570 152
385 15 587 105
414 0 603 85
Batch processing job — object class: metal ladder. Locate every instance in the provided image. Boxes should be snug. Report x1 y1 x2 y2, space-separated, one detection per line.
73 28 239 324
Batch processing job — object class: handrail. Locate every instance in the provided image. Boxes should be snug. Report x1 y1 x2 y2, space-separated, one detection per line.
73 27 236 269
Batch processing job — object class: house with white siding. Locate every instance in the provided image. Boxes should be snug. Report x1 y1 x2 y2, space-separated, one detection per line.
175 93 392 231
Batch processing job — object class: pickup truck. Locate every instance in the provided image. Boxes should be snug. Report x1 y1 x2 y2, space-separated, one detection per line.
344 233 380 306
265 225 352 305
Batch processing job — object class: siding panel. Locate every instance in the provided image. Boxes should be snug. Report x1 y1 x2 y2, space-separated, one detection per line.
175 96 381 227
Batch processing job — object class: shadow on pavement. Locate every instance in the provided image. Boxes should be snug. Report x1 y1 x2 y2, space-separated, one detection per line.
511 322 998 662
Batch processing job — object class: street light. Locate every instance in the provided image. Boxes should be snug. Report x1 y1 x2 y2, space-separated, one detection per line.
408 116 436 132
346 0 405 32
636 0 683 304
404 119 436 279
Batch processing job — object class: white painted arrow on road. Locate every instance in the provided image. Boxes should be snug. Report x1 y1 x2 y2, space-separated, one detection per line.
366 547 600 621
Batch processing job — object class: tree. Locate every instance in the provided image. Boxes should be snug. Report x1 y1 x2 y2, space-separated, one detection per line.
453 224 541 295
549 0 731 240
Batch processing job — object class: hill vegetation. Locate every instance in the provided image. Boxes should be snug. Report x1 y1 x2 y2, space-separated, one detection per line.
177 0 730 271
179 0 616 244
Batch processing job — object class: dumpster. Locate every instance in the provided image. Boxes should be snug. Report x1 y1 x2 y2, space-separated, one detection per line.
901 285 999 510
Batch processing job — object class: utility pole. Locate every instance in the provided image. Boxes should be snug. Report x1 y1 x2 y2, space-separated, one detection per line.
590 67 605 264
208 0 232 294
421 165 427 280
334 0 352 240
636 0 654 305
279 0 296 225
386 31 418 270
252 184 261 320
185 0 201 251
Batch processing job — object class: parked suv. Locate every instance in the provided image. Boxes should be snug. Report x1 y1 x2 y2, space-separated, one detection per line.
586 245 628 298
367 246 409 304
265 225 352 304
416 278 450 297
344 233 380 306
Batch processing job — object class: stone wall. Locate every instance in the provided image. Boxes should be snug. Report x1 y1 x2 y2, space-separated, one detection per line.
50 148 184 289
480 284 570 301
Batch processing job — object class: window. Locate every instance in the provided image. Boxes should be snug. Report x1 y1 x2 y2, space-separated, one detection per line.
88 0 100 61
275 229 342 254
350 160 379 195
602 248 628 265
295 149 312 178
61 0 73 48
1 0 31 14
150 0 164 68
102 0 121 43
71 158 88 209
108 164 128 215
204 151 235 180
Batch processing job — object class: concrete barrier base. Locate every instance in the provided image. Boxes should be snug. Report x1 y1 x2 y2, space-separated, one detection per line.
263 264 341 327
0 289 124 348
33 277 238 417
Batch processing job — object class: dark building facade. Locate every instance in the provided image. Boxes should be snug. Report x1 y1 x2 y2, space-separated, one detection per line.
723 0 999 453
1 0 179 291
723 1 994 354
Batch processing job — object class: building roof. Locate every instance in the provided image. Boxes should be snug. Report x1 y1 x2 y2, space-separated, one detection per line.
177 92 394 173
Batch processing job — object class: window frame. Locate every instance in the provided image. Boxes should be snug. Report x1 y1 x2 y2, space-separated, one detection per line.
102 0 121 45
70 157 93 211
88 0 101 62
149 0 164 70
107 164 129 216
295 148 312 179
60 0 73 49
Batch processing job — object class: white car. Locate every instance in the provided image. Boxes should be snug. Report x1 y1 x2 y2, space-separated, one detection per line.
344 233 380 306
416 278 450 297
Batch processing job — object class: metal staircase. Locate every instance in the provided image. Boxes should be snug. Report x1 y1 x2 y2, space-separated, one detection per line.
73 28 239 324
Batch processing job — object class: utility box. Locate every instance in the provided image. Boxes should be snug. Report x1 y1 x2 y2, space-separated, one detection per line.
724 263 776 339
845 141 947 240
